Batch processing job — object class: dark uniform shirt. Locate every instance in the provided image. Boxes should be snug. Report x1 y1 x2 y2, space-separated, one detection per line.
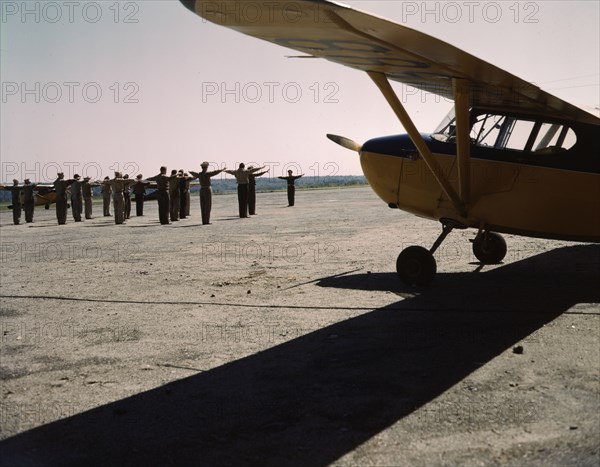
101 181 112 195
279 175 303 186
8 186 21 204
82 182 93 198
54 178 73 196
132 181 149 195
148 174 170 192
71 180 84 197
249 171 268 186
22 184 36 203
190 170 223 187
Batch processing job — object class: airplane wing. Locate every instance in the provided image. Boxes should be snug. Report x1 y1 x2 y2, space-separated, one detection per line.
180 0 599 125
1 184 54 190
34 184 55 192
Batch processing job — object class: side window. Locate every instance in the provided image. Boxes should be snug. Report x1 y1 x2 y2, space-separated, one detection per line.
471 114 576 154
533 123 577 153
562 127 577 150
472 114 535 150
504 119 536 151
471 114 505 147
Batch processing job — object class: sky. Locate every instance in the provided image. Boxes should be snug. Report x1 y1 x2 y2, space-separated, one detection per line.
1 0 599 181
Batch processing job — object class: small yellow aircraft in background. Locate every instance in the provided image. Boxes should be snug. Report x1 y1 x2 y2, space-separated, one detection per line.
0 183 59 210
180 0 600 285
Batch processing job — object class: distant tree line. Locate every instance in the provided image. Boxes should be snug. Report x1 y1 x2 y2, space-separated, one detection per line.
207 175 368 194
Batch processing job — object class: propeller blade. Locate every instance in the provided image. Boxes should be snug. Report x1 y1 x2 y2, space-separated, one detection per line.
326 134 362 153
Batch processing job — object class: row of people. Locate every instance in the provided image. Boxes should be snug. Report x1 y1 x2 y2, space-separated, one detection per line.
60 170 199 225
223 164 303 217
147 163 303 225
2 179 37 225
3 165 304 225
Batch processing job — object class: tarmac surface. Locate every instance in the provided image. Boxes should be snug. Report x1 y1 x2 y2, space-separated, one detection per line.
0 186 598 466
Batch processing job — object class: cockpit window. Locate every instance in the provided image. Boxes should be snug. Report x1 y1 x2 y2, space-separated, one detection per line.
503 119 536 151
470 114 535 149
432 110 577 153
471 114 505 147
533 123 577 154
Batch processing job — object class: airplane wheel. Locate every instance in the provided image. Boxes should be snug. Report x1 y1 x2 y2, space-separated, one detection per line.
472 232 507 264
45 204 50 210
396 246 437 286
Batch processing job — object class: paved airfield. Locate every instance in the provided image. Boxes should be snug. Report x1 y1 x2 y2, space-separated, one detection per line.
0 186 598 466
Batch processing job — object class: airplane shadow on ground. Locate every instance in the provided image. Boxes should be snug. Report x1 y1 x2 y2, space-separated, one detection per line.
1 245 598 466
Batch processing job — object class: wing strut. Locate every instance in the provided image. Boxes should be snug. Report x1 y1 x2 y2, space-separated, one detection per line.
453 78 471 207
367 71 466 216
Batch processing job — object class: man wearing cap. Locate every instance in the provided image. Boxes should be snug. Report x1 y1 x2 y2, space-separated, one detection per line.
225 163 265 218
190 162 226 225
22 179 36 223
53 172 75 225
168 170 181 222
177 170 194 219
109 172 134 225
101 176 112 216
123 174 132 219
132 174 150 216
82 177 94 219
248 166 269 215
148 167 171 225
70 174 85 222
3 179 22 225
278 170 304 207
184 173 193 217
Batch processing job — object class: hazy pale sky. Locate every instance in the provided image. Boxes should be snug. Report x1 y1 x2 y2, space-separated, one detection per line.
1 0 598 181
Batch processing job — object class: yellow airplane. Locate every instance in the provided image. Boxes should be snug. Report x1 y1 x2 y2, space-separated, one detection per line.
180 0 600 285
0 183 60 210
31 186 63 209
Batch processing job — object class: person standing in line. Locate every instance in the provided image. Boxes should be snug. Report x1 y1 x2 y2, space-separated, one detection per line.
190 162 226 225
123 174 132 219
132 174 149 216
109 172 134 225
247 166 269 215
22 179 36 223
53 172 75 225
70 174 85 222
184 173 193 217
225 163 265 218
178 171 195 219
168 169 181 222
3 179 22 225
278 170 304 207
82 177 94 219
148 167 171 225
101 176 112 216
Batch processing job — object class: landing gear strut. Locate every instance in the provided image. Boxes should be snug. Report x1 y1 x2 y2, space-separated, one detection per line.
395 221 508 286
396 221 456 286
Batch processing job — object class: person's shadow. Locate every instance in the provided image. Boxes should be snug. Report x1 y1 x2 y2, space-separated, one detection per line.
1 245 598 466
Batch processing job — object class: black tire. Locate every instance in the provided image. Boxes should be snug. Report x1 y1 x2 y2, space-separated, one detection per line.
472 232 507 264
396 246 437 286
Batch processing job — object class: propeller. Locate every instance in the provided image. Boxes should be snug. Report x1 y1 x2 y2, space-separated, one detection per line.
326 134 362 153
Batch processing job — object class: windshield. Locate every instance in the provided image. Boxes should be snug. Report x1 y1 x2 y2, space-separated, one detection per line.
432 107 456 142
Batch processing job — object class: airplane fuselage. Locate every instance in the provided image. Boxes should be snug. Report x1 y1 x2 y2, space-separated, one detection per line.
361 132 600 243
